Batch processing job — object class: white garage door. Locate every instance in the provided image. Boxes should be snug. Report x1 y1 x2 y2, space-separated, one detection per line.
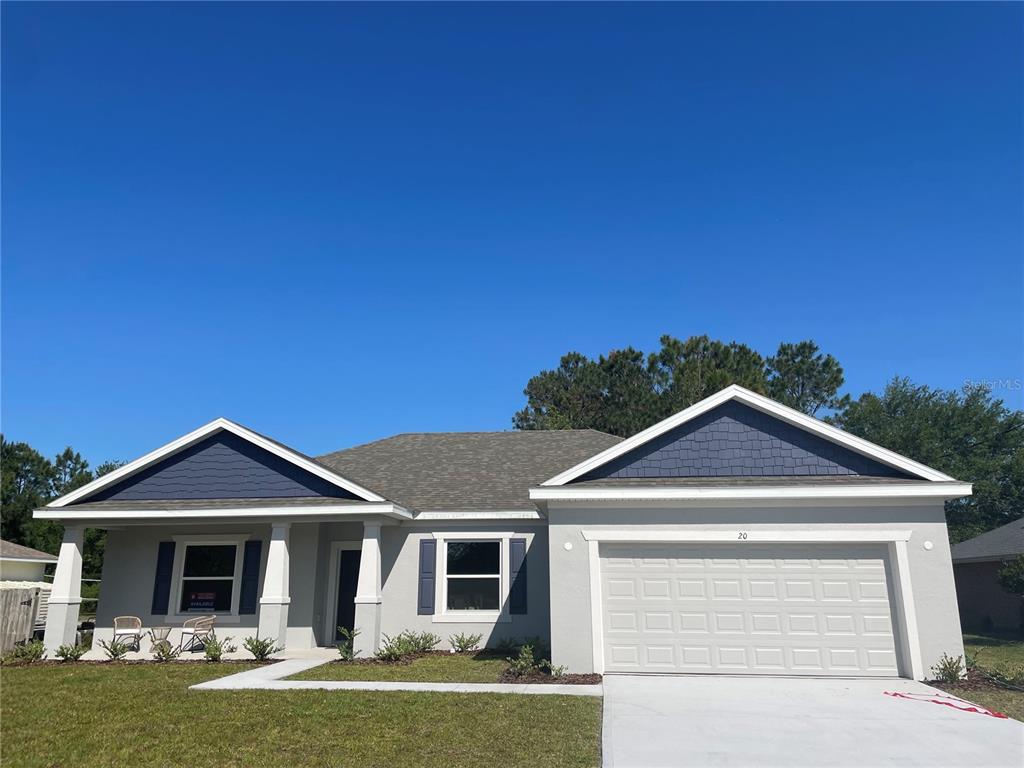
600 544 901 677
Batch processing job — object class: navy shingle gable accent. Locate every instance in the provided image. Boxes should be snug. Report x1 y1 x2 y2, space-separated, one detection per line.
580 401 910 480
81 431 359 502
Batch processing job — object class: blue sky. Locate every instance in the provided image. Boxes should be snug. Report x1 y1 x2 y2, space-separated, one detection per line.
2 2 1021 466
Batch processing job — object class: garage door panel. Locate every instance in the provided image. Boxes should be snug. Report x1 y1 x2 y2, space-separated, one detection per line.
600 544 900 677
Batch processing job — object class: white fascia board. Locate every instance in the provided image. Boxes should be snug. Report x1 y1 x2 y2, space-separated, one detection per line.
33 502 409 522
412 510 545 521
541 385 956 486
48 417 386 507
0 556 59 564
530 482 973 502
580 529 913 543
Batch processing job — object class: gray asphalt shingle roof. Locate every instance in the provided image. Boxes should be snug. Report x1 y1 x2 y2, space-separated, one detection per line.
317 430 623 511
0 539 58 562
951 518 1024 563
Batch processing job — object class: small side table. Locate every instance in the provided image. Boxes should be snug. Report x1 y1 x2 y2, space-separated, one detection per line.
149 627 171 652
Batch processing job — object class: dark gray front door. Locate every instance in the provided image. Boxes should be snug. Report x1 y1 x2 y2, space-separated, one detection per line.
335 549 361 641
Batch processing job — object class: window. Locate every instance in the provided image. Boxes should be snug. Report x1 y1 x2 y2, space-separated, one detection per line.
179 544 237 613
445 541 500 611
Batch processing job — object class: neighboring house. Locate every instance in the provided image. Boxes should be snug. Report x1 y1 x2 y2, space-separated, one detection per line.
35 385 971 680
0 539 57 582
951 518 1024 631
0 539 58 644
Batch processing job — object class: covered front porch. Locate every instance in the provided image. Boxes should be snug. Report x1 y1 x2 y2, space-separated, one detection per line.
40 507 406 659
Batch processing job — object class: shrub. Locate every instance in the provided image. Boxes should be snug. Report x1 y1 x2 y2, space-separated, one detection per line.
520 636 550 659
152 641 181 662
505 644 538 677
242 635 282 662
375 630 442 662
545 661 567 678
336 627 359 661
97 638 131 661
415 632 442 652
204 633 237 663
55 644 88 663
931 653 964 683
964 648 981 672
375 631 419 662
3 640 46 665
987 663 1024 688
449 632 483 653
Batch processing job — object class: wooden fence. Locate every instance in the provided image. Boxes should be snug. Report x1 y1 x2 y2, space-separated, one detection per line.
0 588 41 652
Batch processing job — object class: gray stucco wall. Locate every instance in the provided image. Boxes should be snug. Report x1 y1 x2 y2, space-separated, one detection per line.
581 401 907 479
96 520 549 653
376 523 551 650
546 502 963 679
84 432 357 501
95 522 324 649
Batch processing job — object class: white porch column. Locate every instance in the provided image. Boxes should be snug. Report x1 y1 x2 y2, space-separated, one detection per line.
43 525 85 654
257 522 290 649
353 522 382 657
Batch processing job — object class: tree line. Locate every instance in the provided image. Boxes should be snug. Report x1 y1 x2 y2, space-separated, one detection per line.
0 441 123 581
514 335 1024 543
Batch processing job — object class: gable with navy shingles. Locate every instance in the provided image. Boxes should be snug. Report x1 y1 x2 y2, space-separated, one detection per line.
76 431 360 503
578 401 910 480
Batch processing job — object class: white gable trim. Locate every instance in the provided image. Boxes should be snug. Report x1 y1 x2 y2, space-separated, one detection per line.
48 418 387 507
541 385 956 486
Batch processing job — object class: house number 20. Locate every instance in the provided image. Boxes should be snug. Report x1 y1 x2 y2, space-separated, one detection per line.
737 532 748 540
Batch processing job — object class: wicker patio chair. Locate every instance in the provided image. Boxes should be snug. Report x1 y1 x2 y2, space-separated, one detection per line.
178 615 216 652
112 616 143 651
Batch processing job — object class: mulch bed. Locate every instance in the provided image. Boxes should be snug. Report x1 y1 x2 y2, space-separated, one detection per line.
498 671 602 685
931 667 1023 693
1 659 272 667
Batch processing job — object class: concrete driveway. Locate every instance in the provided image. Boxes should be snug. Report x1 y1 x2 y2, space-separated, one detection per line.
603 675 1024 768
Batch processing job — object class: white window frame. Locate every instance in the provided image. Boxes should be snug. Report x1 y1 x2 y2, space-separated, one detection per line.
431 532 529 624
169 534 248 623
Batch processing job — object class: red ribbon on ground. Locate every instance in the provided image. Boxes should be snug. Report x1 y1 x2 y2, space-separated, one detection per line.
883 690 1008 719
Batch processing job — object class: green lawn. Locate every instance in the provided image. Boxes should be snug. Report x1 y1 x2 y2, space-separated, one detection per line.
0 664 602 768
963 632 1024 668
290 652 509 683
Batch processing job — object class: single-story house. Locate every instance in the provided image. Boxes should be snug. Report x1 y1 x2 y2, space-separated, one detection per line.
0 539 57 582
36 385 971 679
951 518 1024 632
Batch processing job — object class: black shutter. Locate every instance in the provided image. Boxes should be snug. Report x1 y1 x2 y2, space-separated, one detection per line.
151 541 176 615
417 538 436 615
509 538 527 615
238 540 263 615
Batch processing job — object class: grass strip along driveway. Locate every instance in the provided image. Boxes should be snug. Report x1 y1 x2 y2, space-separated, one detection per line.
0 664 602 768
291 651 510 683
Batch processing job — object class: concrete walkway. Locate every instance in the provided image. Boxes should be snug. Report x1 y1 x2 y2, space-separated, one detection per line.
603 675 1024 768
190 657 602 696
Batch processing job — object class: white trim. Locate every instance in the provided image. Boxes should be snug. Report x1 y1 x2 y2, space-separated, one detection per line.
542 385 957 486
430 532 524 624
413 510 545 521
531 483 972 502
581 528 923 679
892 539 924 679
167 535 248 622
47 417 386 507
580 529 913 543
587 539 604 675
0 556 58 564
34 502 409 522
322 540 362 642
